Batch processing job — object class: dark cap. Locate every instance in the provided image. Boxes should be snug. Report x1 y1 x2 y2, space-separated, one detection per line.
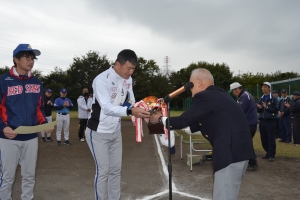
281 89 287 93
60 88 67 93
293 91 300 96
46 89 52 93
273 90 279 94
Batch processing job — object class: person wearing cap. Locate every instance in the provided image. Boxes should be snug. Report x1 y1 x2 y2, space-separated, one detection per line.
85 49 150 200
40 89 54 142
54 88 74 146
150 69 256 200
272 90 281 139
278 89 292 143
229 82 258 171
284 91 300 146
77 87 92 142
257 82 278 162
0 44 53 199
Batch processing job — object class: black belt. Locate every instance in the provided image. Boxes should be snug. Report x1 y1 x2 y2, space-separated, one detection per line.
58 113 68 115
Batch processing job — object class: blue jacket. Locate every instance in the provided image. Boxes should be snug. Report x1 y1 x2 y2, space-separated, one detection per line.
257 93 278 120
54 97 73 113
278 96 292 115
0 67 47 141
237 90 258 126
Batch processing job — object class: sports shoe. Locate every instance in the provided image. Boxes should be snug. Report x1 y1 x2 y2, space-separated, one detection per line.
57 141 61 146
80 138 85 142
246 164 259 171
261 155 269 159
47 137 53 141
295 144 300 147
41 137 46 142
64 140 71 145
269 156 275 162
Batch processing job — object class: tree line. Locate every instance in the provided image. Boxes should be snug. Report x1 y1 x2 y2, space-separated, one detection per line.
1 51 299 109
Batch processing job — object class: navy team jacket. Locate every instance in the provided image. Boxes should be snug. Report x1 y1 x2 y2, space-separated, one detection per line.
0 67 47 141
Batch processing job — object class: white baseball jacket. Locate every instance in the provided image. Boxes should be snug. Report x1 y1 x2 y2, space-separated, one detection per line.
87 66 135 133
77 95 93 119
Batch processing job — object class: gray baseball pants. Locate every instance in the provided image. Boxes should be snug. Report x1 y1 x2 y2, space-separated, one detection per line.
56 113 70 141
213 160 248 200
0 137 38 200
40 116 52 137
85 128 122 200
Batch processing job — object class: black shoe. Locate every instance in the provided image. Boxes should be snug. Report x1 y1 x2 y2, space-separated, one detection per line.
64 140 71 145
269 157 275 162
47 137 53 141
41 137 46 142
57 141 61 146
246 165 255 171
261 155 269 159
279 139 286 142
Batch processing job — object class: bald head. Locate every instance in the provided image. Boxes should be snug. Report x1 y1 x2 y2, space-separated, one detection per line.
189 68 214 97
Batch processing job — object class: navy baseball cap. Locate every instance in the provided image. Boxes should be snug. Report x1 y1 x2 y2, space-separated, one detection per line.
46 89 52 93
13 44 41 57
60 88 67 93
281 89 287 93
293 91 300 96
273 90 279 94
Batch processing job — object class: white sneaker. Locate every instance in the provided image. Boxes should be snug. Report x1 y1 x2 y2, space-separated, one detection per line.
80 138 85 142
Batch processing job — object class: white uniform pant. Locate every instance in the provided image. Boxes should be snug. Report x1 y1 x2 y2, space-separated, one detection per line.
213 160 248 200
40 116 52 137
56 113 70 141
0 138 38 200
85 128 122 200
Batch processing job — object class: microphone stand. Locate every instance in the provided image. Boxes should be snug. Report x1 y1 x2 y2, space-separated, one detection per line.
164 97 172 200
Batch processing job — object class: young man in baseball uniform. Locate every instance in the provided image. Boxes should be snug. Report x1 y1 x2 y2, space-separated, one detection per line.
54 88 73 146
0 44 52 199
85 49 150 200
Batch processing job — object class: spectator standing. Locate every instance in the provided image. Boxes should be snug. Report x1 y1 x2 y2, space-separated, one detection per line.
41 89 54 142
257 82 278 162
54 88 73 146
0 44 52 199
151 69 256 200
77 88 92 142
85 49 150 200
278 89 292 143
229 82 258 171
285 91 300 146
273 90 281 139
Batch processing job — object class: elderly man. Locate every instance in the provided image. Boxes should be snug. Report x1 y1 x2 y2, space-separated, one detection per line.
151 68 255 200
257 82 278 162
77 88 92 142
229 82 258 171
285 91 300 146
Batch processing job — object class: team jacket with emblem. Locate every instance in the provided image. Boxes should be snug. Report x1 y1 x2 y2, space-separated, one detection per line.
0 66 47 140
257 94 278 119
87 66 135 133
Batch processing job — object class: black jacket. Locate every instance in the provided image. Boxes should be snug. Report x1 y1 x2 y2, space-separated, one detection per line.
44 96 53 117
290 98 300 118
167 85 256 173
257 94 278 120
278 97 292 115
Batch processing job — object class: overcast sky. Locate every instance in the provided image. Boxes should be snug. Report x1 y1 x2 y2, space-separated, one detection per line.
0 0 299 76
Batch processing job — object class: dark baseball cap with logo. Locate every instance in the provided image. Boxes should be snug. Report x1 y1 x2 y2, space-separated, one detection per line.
46 89 52 93
60 88 67 93
13 44 41 57
281 89 287 93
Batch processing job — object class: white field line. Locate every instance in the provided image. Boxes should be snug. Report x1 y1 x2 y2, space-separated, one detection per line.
139 135 210 200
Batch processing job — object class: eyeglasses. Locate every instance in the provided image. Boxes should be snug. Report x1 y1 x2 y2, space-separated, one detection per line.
22 55 38 62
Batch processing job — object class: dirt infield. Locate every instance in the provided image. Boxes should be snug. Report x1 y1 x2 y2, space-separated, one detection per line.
11 119 300 200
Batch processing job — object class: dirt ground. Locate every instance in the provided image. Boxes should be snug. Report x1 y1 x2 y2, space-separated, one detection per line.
11 119 300 200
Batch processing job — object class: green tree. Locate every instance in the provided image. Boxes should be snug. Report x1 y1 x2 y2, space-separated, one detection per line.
0 66 10 75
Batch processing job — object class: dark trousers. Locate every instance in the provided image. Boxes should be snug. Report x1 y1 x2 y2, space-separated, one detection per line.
259 119 276 157
292 117 300 144
249 125 257 165
280 115 292 142
78 119 88 139
275 118 281 139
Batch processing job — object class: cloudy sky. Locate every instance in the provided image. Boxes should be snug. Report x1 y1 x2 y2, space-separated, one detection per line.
0 0 299 76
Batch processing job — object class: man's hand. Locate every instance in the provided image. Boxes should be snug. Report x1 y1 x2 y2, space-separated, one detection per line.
132 107 150 118
63 101 69 107
150 112 162 124
284 102 291 108
279 112 283 117
87 108 91 112
3 126 17 139
256 103 262 109
262 102 267 108
45 127 54 134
